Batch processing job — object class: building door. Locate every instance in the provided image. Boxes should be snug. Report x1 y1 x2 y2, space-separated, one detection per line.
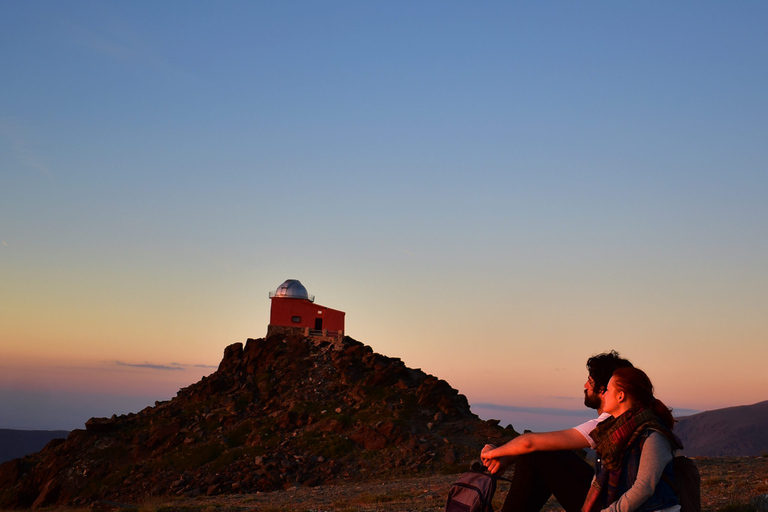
314 318 323 330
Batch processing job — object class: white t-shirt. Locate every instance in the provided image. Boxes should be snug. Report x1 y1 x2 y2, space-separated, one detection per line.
572 412 611 448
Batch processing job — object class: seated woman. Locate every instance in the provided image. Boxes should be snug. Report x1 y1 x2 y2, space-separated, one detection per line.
582 367 683 512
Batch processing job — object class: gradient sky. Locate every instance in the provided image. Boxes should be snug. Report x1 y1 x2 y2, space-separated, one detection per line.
2 1 767 432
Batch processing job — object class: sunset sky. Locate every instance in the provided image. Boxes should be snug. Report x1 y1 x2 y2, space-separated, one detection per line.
2 1 767 433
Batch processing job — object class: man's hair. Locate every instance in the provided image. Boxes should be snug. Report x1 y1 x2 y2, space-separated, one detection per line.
586 350 633 394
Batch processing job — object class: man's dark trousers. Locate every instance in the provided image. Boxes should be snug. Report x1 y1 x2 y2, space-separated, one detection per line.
500 450 594 512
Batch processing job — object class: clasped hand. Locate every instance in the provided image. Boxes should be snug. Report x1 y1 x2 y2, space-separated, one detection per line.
481 444 515 475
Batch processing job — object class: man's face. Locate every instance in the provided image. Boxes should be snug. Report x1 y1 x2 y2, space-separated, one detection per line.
584 375 603 410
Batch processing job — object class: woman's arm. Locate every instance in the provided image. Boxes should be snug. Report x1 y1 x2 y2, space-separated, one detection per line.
605 432 674 512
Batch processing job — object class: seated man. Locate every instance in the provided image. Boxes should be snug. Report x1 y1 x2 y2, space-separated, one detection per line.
481 351 633 512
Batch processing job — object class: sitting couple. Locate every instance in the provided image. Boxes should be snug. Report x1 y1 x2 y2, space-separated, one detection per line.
481 351 683 512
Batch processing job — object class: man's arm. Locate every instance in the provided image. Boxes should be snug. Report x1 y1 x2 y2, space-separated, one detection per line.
481 428 591 474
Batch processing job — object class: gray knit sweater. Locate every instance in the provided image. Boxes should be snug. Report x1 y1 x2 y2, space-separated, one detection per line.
603 432 680 512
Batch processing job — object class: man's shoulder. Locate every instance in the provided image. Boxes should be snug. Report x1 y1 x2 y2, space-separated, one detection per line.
572 412 611 447
573 412 610 430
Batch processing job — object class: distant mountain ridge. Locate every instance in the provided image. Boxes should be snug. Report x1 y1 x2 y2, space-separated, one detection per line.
0 430 69 464
675 400 768 457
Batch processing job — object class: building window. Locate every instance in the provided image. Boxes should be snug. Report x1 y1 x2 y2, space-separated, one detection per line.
291 316 301 323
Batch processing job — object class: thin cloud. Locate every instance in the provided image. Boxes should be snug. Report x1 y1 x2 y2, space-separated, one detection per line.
114 361 184 371
474 402 701 418
169 362 218 370
188 363 218 369
473 403 596 418
113 361 216 371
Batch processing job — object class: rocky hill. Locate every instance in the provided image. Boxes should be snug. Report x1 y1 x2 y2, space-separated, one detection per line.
675 400 768 456
0 334 516 509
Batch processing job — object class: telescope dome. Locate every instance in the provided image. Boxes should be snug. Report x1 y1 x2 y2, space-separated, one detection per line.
271 279 314 302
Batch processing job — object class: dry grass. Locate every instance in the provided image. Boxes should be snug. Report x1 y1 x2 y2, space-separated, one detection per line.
6 456 767 512
151 456 768 512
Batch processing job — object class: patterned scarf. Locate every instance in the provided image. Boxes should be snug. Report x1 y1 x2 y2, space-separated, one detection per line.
581 408 663 512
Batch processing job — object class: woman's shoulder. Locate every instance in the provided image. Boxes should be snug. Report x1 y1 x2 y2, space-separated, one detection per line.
643 423 684 451
640 429 679 457
645 430 672 444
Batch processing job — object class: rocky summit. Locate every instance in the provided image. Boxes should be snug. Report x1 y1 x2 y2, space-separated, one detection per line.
0 334 517 509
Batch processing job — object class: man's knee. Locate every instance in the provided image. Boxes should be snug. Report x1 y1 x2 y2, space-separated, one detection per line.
521 450 571 468
518 450 592 480
512 451 560 477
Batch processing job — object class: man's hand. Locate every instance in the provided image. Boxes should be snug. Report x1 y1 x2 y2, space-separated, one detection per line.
480 443 496 464
481 444 515 475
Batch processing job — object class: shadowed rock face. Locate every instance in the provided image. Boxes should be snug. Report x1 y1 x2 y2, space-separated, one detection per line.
0 335 516 509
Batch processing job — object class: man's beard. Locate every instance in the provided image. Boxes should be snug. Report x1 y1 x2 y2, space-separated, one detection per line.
584 390 601 409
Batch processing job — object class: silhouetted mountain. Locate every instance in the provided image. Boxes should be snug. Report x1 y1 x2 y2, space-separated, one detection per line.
675 400 768 456
0 430 70 464
0 335 516 509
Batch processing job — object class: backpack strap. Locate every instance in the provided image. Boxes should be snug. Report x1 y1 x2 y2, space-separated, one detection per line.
469 460 512 484
661 469 680 495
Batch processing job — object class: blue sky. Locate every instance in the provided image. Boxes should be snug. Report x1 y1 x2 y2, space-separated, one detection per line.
2 1 767 432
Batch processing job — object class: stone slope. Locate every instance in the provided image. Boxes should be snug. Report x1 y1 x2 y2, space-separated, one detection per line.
0 335 516 509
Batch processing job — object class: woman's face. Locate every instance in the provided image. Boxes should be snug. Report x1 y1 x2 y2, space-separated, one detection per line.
603 376 627 416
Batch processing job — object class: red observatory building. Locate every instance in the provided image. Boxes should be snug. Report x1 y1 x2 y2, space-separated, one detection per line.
267 279 345 338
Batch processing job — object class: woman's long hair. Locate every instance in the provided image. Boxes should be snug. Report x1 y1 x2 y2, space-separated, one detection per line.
611 367 675 429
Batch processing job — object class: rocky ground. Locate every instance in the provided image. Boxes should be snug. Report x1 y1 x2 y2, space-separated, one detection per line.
103 456 767 512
